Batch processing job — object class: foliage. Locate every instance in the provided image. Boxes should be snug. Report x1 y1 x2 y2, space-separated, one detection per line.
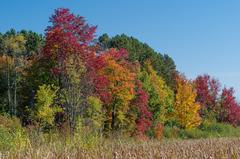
98 34 176 88
0 29 44 120
34 84 62 127
219 88 240 126
154 123 164 139
94 49 136 131
2 33 26 55
20 30 44 56
69 117 100 150
131 80 152 139
140 60 174 126
0 115 29 152
174 74 201 129
43 8 96 74
163 120 240 139
60 54 86 133
43 8 96 132
180 121 240 139
86 96 105 131
0 55 14 112
0 33 26 116
194 74 220 118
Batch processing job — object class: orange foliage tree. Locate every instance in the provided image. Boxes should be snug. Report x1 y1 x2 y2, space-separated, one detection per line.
94 49 136 131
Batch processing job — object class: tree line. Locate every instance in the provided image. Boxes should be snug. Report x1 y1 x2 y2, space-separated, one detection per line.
0 8 239 139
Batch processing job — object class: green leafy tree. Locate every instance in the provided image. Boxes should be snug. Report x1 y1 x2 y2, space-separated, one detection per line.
139 60 174 127
0 29 47 122
34 84 61 127
1 33 26 116
86 96 105 132
20 30 44 56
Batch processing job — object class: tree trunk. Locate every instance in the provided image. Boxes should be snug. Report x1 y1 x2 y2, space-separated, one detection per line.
111 105 115 130
13 75 17 116
6 56 12 115
13 57 18 116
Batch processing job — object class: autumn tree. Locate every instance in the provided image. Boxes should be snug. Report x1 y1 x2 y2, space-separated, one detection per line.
34 84 62 128
131 80 152 139
194 74 220 119
61 54 86 133
85 96 105 132
43 8 96 87
0 56 13 113
219 88 240 126
174 74 201 129
0 33 26 116
0 29 46 123
98 34 176 88
93 49 136 132
140 60 174 126
43 8 96 133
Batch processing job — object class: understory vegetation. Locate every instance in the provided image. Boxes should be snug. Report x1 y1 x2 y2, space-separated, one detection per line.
1 120 240 159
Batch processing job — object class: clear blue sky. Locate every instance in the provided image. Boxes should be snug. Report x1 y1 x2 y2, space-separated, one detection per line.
1 0 240 99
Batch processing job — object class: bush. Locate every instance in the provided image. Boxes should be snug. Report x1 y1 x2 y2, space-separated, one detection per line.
0 126 13 151
65 118 101 150
163 126 180 139
0 115 29 151
163 120 240 139
199 120 240 137
179 128 208 139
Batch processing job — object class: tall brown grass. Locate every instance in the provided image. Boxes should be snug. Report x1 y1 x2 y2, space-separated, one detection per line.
2 137 240 159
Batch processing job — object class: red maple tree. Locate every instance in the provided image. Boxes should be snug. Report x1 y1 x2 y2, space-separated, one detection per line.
220 88 240 126
194 75 220 114
43 8 96 76
131 80 152 139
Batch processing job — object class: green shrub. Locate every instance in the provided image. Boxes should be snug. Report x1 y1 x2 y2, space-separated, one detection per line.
179 128 208 139
65 118 101 150
163 126 180 139
0 115 29 151
0 126 13 151
163 120 240 139
200 120 240 137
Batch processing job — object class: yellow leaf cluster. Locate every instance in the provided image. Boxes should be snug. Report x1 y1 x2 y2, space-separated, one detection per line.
174 75 201 129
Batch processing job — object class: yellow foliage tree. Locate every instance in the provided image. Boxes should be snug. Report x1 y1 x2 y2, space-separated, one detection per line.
174 74 201 129
86 96 105 131
35 84 62 127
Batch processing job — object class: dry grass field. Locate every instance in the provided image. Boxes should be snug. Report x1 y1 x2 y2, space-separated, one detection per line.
2 137 240 159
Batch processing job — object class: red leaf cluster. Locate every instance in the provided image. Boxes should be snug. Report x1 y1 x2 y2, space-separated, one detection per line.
220 88 240 126
132 80 152 138
89 48 134 104
194 75 220 110
43 8 96 74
